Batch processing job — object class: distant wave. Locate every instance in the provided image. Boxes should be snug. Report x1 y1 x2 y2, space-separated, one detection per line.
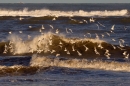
0 8 128 17
0 32 130 59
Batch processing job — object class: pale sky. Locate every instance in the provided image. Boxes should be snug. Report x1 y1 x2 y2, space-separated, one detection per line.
0 0 130 3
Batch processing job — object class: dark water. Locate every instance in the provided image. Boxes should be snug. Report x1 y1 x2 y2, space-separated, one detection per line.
0 3 130 86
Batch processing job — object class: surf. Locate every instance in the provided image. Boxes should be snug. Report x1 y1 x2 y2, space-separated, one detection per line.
0 32 129 60
0 8 128 17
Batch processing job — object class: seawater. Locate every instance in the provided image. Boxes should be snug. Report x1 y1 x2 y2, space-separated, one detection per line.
0 3 130 86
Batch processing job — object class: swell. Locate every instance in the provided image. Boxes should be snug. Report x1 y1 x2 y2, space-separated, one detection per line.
1 16 130 25
0 55 129 77
30 55 130 72
0 8 128 17
0 56 49 76
1 33 130 59
0 65 49 77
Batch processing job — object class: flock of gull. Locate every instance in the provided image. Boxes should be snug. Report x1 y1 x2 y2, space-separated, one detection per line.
3 16 130 60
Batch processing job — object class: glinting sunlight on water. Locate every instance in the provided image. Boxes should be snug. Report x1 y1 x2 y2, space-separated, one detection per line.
0 3 130 86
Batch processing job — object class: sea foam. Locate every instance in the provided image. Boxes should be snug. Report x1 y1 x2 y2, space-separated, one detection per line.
0 8 128 17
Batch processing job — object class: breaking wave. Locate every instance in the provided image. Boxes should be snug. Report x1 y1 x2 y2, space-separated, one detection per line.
0 55 129 77
0 32 130 59
0 8 128 17
30 55 130 72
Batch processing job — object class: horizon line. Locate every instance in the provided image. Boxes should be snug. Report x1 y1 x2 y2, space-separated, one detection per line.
0 2 130 4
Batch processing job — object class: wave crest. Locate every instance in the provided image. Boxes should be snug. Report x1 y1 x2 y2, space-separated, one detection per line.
30 55 130 72
0 8 128 17
0 32 130 59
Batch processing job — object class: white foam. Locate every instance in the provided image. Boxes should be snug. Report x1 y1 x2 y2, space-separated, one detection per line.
7 33 51 54
6 32 105 54
0 8 128 17
30 55 130 72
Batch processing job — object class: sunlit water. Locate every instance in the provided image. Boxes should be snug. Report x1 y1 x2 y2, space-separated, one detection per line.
0 3 130 86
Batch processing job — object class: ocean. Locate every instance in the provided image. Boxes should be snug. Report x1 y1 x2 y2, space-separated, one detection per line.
0 3 130 86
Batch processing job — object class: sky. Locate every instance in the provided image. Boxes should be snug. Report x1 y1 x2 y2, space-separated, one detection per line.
0 0 130 3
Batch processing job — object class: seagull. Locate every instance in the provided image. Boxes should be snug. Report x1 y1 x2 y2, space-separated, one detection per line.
119 41 124 47
29 26 32 28
39 29 42 33
67 51 70 55
56 53 60 57
28 35 31 40
64 48 67 51
4 44 7 49
105 49 109 54
41 25 45 29
51 50 56 54
77 50 82 56
95 33 99 39
3 44 8 54
105 32 110 36
94 47 100 55
98 43 103 49
87 33 91 37
83 19 88 23
72 46 75 51
52 17 56 21
125 54 129 59
96 24 99 30
111 44 116 49
111 38 116 41
55 29 59 34
117 46 126 50
70 18 77 22
37 49 43 54
89 17 95 23
111 24 115 31
105 54 111 59
101 34 104 38
84 35 87 38
19 31 22 33
58 45 63 49
66 28 69 33
79 21 83 24
9 31 12 34
19 16 24 21
49 25 54 29
69 29 73 33
83 45 89 51
124 26 127 30
49 40 52 45
120 39 125 44
97 21 105 27
59 41 63 45
104 49 111 59
123 51 127 56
